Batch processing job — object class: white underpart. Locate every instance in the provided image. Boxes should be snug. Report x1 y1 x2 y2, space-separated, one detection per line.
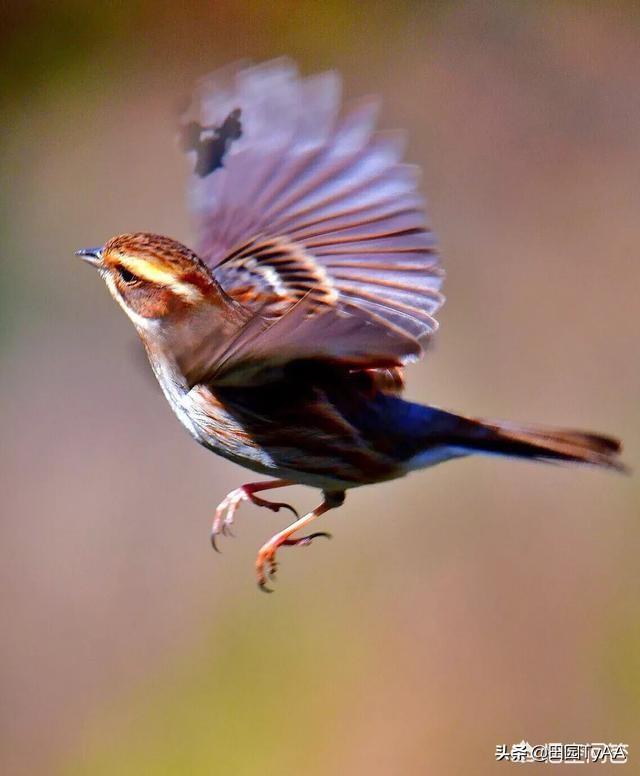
404 446 469 471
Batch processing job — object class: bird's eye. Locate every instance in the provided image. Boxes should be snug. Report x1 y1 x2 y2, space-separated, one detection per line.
116 265 138 284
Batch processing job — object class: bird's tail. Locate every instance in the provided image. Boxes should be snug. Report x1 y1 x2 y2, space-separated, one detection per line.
463 417 625 470
420 411 627 472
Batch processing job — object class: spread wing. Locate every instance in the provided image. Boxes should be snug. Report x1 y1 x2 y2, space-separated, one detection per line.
181 58 444 384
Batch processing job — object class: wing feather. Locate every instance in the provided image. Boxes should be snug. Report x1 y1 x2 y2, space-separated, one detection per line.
181 59 445 383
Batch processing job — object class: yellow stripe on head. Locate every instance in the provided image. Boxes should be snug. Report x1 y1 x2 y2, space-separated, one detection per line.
119 255 204 302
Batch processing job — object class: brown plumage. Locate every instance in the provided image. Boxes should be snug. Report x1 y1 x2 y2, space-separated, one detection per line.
77 59 625 590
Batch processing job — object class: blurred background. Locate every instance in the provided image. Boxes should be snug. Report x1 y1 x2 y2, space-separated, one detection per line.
1 1 639 773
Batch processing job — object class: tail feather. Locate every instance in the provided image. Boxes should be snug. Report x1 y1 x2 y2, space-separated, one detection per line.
452 416 626 472
345 394 626 474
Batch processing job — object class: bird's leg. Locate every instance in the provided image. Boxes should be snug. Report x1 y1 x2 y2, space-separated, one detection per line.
211 479 297 551
256 490 345 592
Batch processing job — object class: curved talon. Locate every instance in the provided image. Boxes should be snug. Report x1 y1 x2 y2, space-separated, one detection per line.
255 531 331 589
257 557 277 591
210 487 248 550
282 531 332 546
256 548 279 590
253 492 344 591
272 501 299 517
252 497 299 518
210 481 298 553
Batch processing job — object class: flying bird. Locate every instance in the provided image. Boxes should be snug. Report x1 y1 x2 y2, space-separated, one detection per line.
78 59 624 590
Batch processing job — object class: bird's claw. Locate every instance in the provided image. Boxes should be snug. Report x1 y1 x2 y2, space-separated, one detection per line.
255 532 331 591
210 486 249 551
281 531 332 546
257 546 278 592
251 495 299 518
210 486 298 551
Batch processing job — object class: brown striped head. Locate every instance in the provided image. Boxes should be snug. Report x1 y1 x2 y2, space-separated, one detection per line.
77 232 221 326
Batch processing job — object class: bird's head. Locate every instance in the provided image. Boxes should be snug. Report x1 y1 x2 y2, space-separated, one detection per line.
76 232 222 329
77 232 247 385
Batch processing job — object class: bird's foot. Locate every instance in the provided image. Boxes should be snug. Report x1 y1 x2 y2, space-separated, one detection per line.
210 482 298 552
256 532 331 592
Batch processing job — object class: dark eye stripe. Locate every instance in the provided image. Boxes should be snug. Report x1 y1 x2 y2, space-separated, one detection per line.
117 265 138 284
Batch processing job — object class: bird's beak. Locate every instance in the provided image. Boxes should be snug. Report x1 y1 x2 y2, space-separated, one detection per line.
75 246 104 267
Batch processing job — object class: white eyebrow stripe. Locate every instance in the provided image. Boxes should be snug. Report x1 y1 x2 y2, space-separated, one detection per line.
167 281 204 302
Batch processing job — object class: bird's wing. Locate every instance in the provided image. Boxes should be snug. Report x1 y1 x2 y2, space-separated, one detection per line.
182 59 444 383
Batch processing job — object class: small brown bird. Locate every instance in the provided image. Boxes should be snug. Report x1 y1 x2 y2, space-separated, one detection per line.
78 59 624 590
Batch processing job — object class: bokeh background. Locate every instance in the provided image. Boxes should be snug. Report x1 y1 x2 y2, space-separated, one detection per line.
1 1 639 774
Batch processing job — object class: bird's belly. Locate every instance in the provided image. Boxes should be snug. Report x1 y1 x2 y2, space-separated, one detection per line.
176 383 400 490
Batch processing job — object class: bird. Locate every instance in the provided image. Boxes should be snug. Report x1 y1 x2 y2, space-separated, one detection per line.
77 58 625 591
